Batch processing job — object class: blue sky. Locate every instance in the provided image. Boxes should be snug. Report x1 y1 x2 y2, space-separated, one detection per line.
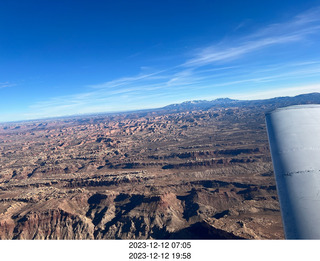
1 0 320 122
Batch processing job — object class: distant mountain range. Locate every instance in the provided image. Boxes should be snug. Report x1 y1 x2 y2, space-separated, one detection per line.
160 92 320 112
4 93 320 124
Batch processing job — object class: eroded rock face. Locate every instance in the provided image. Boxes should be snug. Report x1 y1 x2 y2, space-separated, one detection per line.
0 99 291 239
0 182 282 239
10 209 94 240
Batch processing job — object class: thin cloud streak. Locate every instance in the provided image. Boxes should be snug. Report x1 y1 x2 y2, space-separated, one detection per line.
228 84 320 100
0 82 16 89
88 69 170 89
184 7 320 67
184 35 301 67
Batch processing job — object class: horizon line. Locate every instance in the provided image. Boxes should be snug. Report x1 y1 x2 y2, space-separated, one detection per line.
0 91 319 125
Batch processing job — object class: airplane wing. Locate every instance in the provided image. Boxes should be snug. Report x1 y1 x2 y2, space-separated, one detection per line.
266 105 320 239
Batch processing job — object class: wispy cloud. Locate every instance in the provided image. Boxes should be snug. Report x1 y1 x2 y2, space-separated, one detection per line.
184 7 320 67
229 83 320 100
88 69 169 89
0 82 16 89
184 35 302 67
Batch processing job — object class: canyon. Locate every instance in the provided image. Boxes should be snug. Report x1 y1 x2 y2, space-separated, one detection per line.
0 93 319 239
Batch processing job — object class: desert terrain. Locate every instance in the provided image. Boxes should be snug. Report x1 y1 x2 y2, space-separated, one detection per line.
0 93 318 239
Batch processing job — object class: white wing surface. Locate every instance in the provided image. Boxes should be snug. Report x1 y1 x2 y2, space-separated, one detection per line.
266 105 320 239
